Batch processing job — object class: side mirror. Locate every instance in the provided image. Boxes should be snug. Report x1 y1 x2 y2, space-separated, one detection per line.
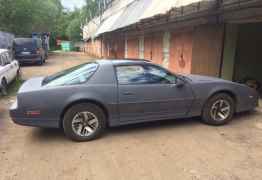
176 79 185 88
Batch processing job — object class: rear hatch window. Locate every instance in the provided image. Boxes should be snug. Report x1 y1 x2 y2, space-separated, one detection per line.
14 38 37 53
42 62 99 87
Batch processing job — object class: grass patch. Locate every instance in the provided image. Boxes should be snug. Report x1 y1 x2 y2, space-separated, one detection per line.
6 78 24 96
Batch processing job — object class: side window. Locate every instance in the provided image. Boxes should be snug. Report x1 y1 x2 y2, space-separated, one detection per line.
5 53 10 63
116 65 177 85
2 53 7 65
0 55 3 66
116 65 147 85
143 65 177 84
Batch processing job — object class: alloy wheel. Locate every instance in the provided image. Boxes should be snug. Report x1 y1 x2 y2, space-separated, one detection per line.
210 99 231 122
71 111 99 137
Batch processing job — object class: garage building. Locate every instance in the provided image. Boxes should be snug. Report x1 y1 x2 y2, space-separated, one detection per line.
83 0 262 91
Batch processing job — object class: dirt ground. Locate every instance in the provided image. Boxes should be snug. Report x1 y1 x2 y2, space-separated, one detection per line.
1 52 262 180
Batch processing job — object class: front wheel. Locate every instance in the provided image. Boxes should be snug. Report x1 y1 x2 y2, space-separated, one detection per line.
202 93 235 125
38 57 44 65
63 103 106 141
1 79 8 96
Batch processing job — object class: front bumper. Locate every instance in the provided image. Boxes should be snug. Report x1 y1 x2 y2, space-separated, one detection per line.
9 101 59 128
15 55 42 64
236 91 259 112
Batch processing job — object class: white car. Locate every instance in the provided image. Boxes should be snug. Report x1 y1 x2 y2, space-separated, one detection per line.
0 49 20 95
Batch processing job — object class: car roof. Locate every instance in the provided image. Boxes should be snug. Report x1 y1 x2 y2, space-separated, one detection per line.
14 38 41 43
0 49 8 54
97 59 152 66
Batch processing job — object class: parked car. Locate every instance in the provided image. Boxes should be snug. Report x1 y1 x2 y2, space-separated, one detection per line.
0 31 15 60
14 38 46 65
0 49 20 95
10 60 259 141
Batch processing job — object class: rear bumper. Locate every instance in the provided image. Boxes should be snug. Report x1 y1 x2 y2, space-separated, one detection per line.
9 102 59 128
15 55 42 64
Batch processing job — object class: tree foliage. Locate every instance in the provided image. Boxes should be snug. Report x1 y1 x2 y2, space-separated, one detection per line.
0 0 62 35
0 0 100 43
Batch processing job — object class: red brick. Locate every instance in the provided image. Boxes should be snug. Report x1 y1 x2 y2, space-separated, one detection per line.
169 31 193 74
127 38 139 59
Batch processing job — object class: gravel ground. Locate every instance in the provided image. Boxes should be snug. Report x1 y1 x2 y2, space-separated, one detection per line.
1 52 262 180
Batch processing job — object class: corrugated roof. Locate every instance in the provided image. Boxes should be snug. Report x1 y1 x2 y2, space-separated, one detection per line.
141 0 203 19
86 0 213 38
111 0 153 31
95 8 125 36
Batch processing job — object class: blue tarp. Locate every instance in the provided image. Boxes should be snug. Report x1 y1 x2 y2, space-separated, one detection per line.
0 31 15 49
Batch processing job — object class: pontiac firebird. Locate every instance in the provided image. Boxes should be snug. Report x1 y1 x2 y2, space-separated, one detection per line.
10 59 259 141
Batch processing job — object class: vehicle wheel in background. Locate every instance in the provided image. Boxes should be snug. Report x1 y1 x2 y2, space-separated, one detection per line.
16 69 21 81
38 57 44 65
63 103 107 141
202 93 235 125
1 79 8 96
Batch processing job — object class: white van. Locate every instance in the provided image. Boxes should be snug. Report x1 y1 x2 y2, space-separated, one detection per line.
0 49 20 95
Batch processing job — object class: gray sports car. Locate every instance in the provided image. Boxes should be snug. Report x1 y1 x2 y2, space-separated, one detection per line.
10 59 259 141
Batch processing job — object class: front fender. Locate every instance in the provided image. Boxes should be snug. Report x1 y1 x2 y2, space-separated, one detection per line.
188 82 239 117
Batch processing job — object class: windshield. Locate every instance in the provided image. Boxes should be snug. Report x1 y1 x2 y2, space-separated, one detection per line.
42 62 98 87
14 38 37 52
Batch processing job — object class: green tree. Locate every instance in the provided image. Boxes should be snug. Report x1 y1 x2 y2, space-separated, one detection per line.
0 0 101 45
0 0 62 35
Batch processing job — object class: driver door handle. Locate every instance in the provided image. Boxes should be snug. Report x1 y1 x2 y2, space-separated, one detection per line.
123 92 134 95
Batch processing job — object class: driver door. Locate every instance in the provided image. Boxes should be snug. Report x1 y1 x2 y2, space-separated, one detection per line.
116 64 194 123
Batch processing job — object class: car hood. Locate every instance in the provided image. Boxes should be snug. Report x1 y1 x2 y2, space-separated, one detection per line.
184 74 230 83
18 77 44 93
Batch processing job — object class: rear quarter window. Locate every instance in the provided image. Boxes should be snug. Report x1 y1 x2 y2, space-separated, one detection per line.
14 38 37 51
43 62 99 87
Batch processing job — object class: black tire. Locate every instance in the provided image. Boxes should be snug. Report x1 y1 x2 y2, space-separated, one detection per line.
1 79 8 96
63 103 107 142
38 57 44 65
202 93 235 126
16 69 21 81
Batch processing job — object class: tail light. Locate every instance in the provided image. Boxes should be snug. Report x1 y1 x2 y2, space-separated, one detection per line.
26 110 41 116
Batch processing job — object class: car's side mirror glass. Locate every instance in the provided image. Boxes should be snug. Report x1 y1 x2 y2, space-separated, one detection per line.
176 79 184 88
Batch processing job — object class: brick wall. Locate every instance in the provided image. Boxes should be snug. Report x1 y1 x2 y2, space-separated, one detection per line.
143 34 163 65
84 39 102 58
191 24 224 77
144 36 152 60
98 37 125 59
84 24 224 77
169 31 193 74
127 38 139 59
151 34 163 65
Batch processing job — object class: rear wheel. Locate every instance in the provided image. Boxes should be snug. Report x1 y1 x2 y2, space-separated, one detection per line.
16 69 21 81
38 57 44 65
202 93 235 125
1 79 8 96
63 103 106 141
